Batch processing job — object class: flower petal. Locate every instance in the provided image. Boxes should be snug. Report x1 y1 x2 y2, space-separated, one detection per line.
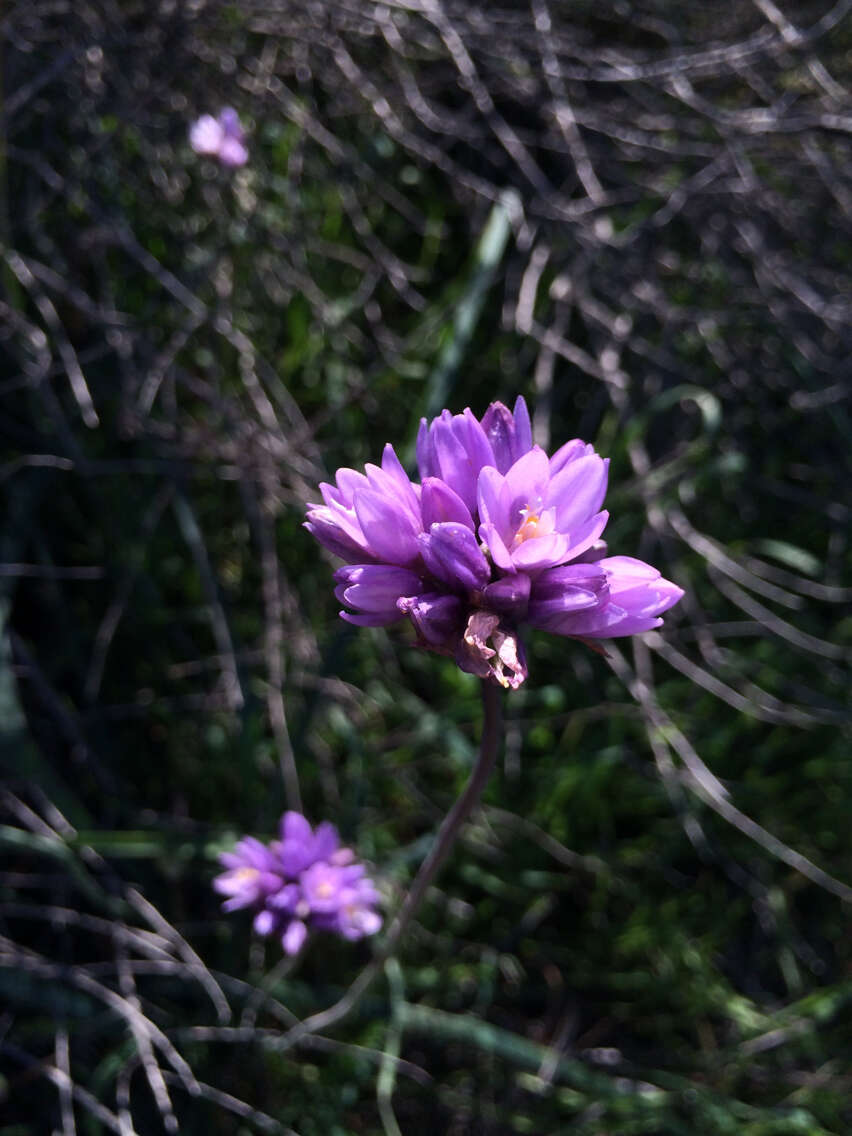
478 521 514 572
480 397 533 473
421 478 475 530
397 592 464 646
502 447 550 518
218 136 248 167
481 572 531 617
476 466 506 531
311 821 340 862
562 510 609 563
354 488 421 564
281 812 312 844
419 523 490 591
282 919 308 955
253 910 276 936
189 115 224 154
335 564 423 616
303 513 370 564
546 454 609 532
548 438 593 477
511 532 570 571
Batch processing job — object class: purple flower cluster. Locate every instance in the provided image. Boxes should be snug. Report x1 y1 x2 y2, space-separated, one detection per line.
214 812 382 955
305 398 683 689
189 107 248 167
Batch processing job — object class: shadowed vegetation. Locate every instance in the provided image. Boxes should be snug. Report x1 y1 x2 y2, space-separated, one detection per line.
1 1 851 1132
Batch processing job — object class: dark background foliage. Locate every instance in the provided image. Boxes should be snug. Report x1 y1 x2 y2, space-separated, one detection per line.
1 1 851 1132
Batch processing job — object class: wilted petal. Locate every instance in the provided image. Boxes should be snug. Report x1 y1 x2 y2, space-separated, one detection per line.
491 627 526 690
456 611 527 689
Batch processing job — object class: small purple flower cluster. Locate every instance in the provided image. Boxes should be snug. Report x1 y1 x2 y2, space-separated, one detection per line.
189 107 248 168
305 398 683 688
214 812 382 955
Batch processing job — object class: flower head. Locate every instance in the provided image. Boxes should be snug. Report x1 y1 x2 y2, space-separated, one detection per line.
213 812 382 955
305 398 683 688
189 107 248 167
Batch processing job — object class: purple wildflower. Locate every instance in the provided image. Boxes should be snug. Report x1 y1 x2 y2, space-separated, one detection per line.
305 398 683 689
213 837 284 912
213 812 382 955
189 107 248 167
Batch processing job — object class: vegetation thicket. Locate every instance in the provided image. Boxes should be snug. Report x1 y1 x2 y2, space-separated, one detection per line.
1 2 850 1132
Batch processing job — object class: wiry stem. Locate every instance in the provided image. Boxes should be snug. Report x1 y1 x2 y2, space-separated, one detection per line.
276 680 503 1050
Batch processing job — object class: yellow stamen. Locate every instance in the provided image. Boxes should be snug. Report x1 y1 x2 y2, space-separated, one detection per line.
513 503 554 547
515 509 541 544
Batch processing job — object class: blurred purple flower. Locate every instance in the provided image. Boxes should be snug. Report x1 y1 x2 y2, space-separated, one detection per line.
305 397 683 688
213 812 382 955
189 107 248 167
213 836 284 912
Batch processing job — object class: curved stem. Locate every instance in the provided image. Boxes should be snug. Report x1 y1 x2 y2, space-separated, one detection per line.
382 679 502 954
277 679 503 1049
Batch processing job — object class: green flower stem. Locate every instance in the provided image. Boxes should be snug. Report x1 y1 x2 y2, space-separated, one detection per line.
277 679 503 1049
